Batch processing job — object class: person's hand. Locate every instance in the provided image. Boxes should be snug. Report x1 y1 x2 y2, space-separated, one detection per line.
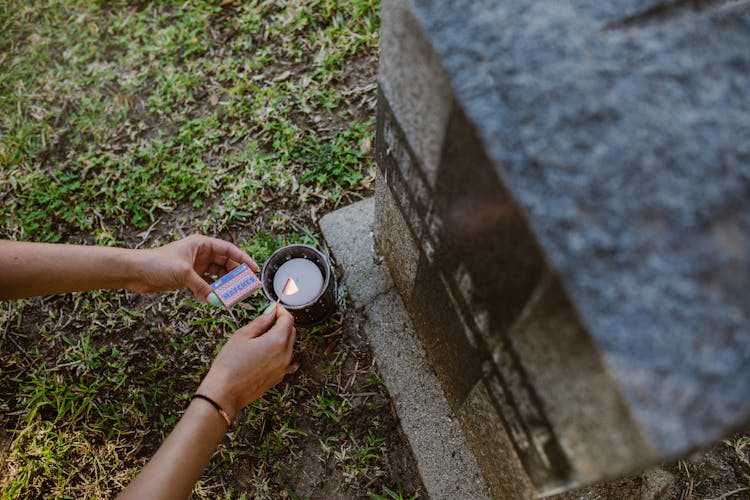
132 234 259 302
195 306 297 421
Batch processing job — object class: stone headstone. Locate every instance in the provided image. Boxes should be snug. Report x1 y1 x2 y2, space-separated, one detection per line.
375 0 750 496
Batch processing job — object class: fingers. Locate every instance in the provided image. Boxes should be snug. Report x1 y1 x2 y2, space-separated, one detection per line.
286 361 300 374
239 311 276 339
271 307 295 340
200 236 259 273
277 310 297 368
248 307 296 358
286 326 297 355
184 270 213 302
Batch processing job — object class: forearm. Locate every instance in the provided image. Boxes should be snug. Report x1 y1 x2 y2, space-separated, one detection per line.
119 309 295 499
118 399 228 500
0 240 145 299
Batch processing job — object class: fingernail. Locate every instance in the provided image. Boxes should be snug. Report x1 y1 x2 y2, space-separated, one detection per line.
207 293 224 307
263 302 277 315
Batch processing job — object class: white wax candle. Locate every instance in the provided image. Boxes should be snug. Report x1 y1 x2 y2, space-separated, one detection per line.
273 258 324 306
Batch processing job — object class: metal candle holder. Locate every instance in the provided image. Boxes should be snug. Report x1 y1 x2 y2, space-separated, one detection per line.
261 244 337 327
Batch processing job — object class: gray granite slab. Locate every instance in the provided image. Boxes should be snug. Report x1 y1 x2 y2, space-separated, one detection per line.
406 0 750 454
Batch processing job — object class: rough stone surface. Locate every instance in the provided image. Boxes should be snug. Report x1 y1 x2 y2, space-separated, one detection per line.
458 382 537 499
505 273 655 483
365 292 490 499
378 0 453 185
376 88 658 492
374 177 419 302
319 199 492 500
404 0 750 455
318 198 391 305
377 0 656 492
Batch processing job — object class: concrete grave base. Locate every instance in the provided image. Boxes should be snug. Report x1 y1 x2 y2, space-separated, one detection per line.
320 198 492 499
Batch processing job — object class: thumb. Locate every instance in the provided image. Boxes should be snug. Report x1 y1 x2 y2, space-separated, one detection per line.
184 270 213 302
238 311 275 339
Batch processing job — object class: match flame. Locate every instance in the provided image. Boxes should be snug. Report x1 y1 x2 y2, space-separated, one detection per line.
281 277 299 297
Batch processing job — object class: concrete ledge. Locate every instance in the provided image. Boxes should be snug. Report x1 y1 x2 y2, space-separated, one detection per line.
320 198 491 499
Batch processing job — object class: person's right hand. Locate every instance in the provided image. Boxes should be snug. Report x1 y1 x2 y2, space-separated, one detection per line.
133 234 259 303
196 306 297 422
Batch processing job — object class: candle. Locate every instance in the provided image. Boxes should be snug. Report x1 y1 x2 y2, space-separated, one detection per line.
272 258 324 306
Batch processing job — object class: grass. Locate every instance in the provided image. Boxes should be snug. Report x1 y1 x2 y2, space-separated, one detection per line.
1 0 377 243
726 436 750 478
368 484 418 500
0 0 422 498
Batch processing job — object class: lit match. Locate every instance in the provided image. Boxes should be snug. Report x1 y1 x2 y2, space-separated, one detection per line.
275 277 299 307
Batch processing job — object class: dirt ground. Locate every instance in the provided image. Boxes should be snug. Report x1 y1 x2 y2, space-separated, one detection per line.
550 435 750 500
259 311 424 499
215 309 425 498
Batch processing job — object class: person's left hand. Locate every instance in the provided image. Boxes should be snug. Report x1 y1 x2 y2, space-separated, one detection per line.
132 234 259 302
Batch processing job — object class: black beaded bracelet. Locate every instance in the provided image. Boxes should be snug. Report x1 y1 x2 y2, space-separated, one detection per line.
192 394 232 428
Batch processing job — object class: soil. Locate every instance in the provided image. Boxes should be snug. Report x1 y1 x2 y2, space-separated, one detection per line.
0 286 426 499
549 436 750 500
218 311 425 499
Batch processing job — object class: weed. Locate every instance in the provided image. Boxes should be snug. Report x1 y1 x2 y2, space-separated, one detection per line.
355 432 387 466
368 484 419 500
312 389 351 423
364 369 385 389
318 433 340 458
293 121 372 199
726 436 750 476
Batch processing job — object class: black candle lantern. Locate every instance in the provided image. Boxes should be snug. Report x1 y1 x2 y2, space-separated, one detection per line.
261 244 337 327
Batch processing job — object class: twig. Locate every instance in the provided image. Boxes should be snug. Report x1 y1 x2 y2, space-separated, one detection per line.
323 338 340 356
2 302 11 340
135 217 162 249
342 392 377 398
705 487 750 500
226 307 239 327
363 475 379 490
275 210 319 245
680 460 693 500
323 327 343 338
5 332 30 366
345 359 359 391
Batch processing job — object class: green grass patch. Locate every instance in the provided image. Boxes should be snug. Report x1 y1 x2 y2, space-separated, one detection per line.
1 0 377 242
0 0 422 498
